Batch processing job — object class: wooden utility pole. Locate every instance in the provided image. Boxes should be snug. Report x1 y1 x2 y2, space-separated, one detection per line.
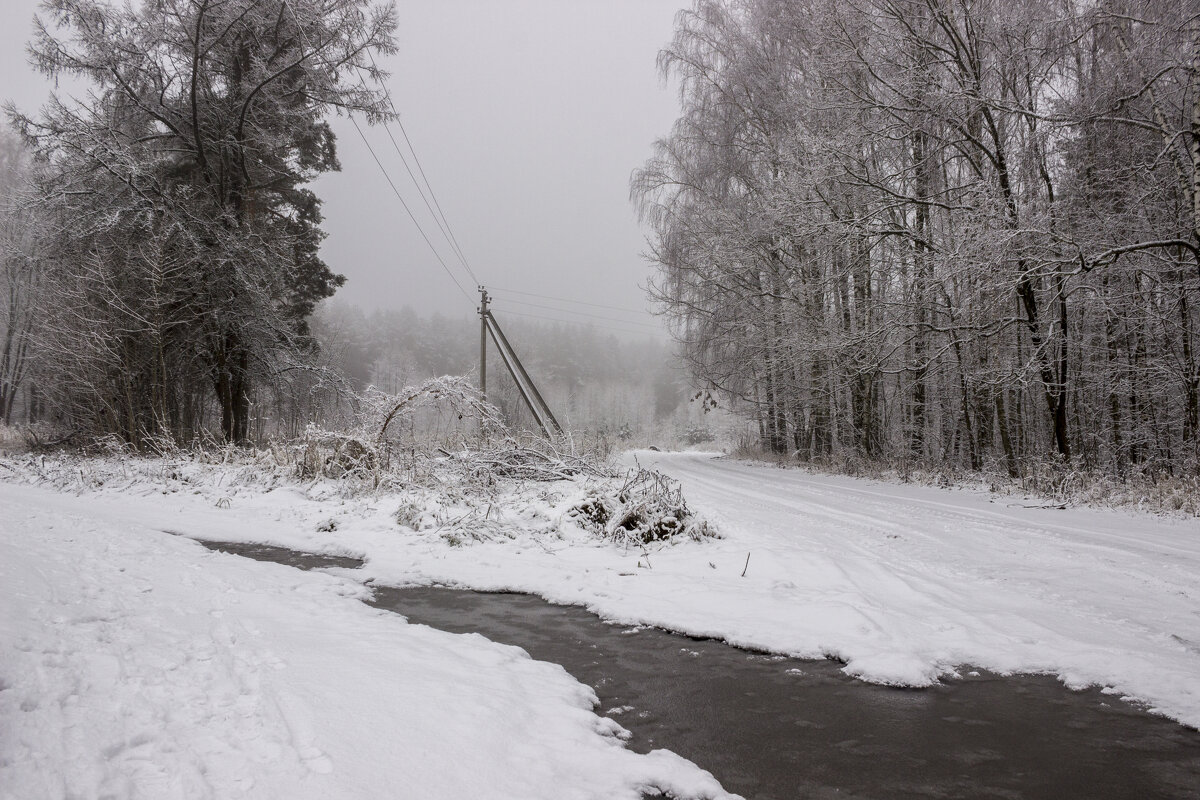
479 286 488 403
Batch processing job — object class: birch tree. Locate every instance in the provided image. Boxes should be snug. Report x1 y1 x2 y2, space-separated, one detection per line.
0 132 38 425
636 0 1200 479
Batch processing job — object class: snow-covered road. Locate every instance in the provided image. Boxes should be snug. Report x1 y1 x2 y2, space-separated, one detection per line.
637 452 1200 700
3 449 1198 798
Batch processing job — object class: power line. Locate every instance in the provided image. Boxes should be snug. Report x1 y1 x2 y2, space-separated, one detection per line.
394 120 475 281
365 50 478 285
492 307 663 337
285 4 473 304
302 12 656 334
490 286 651 316
348 114 472 302
496 308 651 335
353 66 476 283
495 298 661 329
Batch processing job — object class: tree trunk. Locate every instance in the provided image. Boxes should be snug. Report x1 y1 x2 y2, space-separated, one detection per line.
215 335 251 444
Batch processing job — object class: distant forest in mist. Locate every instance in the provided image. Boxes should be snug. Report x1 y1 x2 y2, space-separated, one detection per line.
307 303 718 447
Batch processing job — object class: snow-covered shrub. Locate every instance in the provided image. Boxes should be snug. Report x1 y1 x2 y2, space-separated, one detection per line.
394 499 442 531
569 465 716 546
570 494 614 527
447 440 614 484
678 424 715 446
295 425 378 481
0 422 82 454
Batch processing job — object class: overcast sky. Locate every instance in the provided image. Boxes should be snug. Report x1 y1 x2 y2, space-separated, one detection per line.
1 0 683 335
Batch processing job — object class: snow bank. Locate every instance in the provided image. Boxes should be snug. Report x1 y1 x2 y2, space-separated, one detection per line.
4 447 1200 737
0 485 731 799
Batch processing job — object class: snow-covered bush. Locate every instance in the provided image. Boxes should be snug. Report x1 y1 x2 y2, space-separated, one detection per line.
0 375 728 551
370 376 507 453
296 425 378 480
569 465 716 546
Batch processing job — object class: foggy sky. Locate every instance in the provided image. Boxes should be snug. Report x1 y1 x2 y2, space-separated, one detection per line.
0 0 682 336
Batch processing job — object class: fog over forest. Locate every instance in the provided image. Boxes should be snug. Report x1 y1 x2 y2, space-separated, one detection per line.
1 0 1198 491
307 302 725 448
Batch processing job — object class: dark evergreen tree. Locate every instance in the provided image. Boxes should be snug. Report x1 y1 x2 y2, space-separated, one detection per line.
10 0 397 443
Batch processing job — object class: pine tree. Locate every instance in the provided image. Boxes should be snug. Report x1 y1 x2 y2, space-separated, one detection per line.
9 0 397 443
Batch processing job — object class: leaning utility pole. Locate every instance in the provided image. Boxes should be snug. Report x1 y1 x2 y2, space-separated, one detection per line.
486 315 562 434
477 285 563 438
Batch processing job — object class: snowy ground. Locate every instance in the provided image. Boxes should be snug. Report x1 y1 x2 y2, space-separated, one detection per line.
0 481 728 799
3 449 1199 796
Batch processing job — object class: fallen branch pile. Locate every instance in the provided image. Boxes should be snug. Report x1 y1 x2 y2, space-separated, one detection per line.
441 441 616 484
570 463 716 546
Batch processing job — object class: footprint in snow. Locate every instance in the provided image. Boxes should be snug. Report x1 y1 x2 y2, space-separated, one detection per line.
299 746 333 774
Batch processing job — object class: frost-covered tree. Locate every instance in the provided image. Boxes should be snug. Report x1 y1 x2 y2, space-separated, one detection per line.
0 131 38 425
635 0 1200 479
8 0 397 444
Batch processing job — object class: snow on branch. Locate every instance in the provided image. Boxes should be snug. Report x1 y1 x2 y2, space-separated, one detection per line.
569 463 717 546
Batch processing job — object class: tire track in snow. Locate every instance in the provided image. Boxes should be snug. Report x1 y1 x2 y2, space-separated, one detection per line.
627 452 1200 716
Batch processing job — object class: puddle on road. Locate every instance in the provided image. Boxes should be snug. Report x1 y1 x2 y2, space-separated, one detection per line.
197 539 365 571
198 539 1200 799
369 587 1200 800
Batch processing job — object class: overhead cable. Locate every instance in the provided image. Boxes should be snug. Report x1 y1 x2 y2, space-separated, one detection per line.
287 5 473 304
492 307 663 337
495 298 662 329
353 66 476 283
365 51 478 285
490 286 650 315
348 114 472 302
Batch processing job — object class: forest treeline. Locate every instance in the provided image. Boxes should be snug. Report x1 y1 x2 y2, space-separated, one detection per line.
634 0 1200 479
